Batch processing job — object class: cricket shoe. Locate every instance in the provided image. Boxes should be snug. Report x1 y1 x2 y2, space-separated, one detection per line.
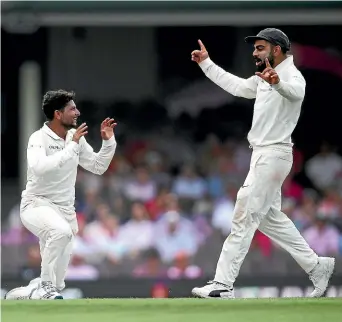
4 278 41 300
309 257 335 297
29 281 63 300
192 281 235 299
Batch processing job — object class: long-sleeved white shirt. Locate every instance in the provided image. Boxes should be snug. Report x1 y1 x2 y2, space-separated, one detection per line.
199 55 306 147
21 123 117 217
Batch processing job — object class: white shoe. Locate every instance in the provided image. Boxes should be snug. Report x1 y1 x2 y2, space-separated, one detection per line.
5 286 33 300
29 277 42 287
4 278 41 300
192 281 235 299
309 257 335 297
29 281 63 300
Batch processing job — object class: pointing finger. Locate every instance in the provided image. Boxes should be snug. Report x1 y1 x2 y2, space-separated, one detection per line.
198 39 206 52
265 58 271 68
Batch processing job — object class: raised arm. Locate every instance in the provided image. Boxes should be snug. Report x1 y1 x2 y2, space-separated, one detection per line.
78 137 117 175
79 118 117 175
191 39 258 99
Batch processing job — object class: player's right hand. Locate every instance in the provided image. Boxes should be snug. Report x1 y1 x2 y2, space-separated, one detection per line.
72 123 88 144
191 39 209 64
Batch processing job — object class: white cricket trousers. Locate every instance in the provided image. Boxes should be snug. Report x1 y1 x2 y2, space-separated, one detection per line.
20 204 77 290
214 146 318 285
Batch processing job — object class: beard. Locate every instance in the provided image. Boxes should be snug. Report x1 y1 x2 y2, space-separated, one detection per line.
255 53 275 72
61 120 77 130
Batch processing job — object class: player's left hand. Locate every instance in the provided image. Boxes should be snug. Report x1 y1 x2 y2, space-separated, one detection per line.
255 58 280 85
100 118 117 140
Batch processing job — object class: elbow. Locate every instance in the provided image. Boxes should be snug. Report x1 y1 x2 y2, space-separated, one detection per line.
293 93 305 101
284 90 305 102
298 90 305 100
96 168 107 175
293 89 305 101
92 163 110 175
89 167 106 175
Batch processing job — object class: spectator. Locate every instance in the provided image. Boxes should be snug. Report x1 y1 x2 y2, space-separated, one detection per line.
145 187 170 221
292 189 319 231
132 248 167 278
305 142 342 191
172 164 207 200
191 198 213 245
145 151 171 188
317 187 341 219
167 252 203 279
206 157 228 199
282 175 303 203
153 210 198 263
124 166 157 202
73 213 103 264
20 245 41 281
119 202 154 255
84 211 127 263
1 204 38 245
281 197 297 219
303 212 340 256
65 254 100 281
211 185 237 236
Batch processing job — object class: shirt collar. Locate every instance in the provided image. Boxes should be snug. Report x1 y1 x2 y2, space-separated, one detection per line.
274 55 294 73
42 122 63 141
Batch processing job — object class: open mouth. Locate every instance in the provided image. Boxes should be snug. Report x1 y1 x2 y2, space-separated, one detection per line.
255 60 263 66
73 117 78 124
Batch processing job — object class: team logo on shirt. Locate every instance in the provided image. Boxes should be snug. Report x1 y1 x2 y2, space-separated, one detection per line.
49 145 63 151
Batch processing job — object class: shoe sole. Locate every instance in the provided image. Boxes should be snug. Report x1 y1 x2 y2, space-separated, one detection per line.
54 296 64 300
191 290 210 298
191 289 234 299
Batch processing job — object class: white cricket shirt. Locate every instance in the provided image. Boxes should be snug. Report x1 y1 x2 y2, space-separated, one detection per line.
199 55 306 147
21 123 117 217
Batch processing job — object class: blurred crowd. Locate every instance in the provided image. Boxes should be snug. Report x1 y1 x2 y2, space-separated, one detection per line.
2 130 342 281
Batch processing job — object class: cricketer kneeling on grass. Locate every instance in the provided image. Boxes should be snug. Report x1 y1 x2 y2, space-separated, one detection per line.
5 90 117 300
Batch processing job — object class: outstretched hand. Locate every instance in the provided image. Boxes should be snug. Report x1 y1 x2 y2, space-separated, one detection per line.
255 58 280 85
100 118 117 140
191 39 209 64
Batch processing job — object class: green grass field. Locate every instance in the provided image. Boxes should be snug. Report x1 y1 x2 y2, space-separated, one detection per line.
1 298 341 322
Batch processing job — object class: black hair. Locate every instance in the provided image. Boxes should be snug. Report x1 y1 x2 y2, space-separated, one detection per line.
42 89 75 120
280 47 288 54
271 44 288 55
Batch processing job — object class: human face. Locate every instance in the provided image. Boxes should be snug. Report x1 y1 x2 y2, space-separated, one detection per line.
131 202 147 221
56 100 80 129
253 40 276 72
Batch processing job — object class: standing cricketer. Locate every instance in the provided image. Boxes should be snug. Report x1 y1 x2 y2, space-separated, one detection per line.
190 28 334 299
